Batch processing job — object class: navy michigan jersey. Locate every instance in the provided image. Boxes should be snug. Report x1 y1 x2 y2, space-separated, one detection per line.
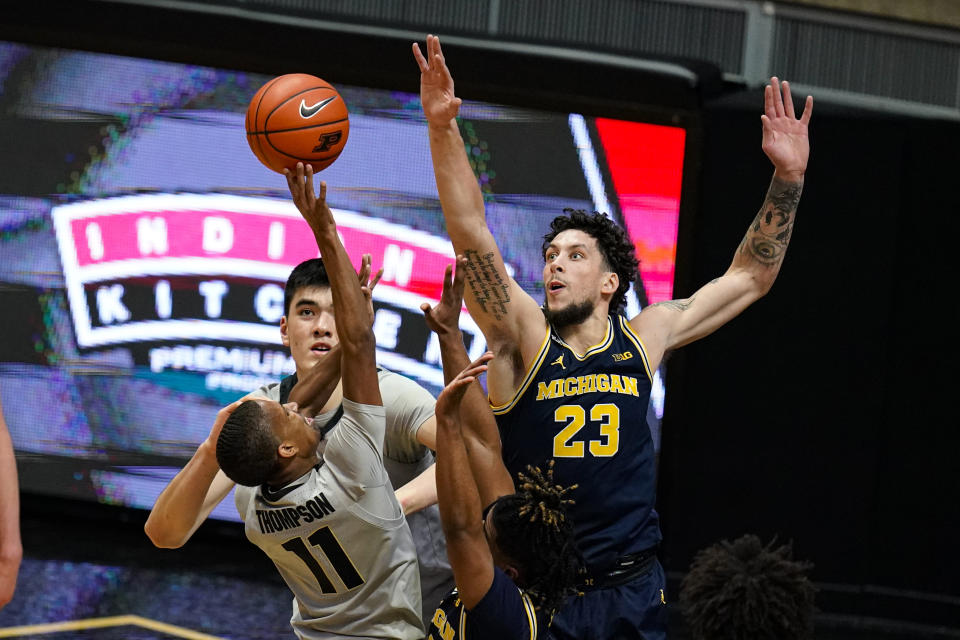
493 315 659 570
426 569 540 640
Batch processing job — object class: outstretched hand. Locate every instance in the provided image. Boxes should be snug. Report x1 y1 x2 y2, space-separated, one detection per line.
357 253 383 326
761 77 813 182
284 162 334 235
435 352 494 426
421 256 466 337
412 34 462 127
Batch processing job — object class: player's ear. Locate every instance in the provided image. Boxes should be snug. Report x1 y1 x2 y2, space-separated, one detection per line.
601 271 619 296
278 441 298 458
503 565 520 582
280 315 290 347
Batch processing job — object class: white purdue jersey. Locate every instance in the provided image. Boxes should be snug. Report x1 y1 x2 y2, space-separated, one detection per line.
234 399 423 639
251 368 453 624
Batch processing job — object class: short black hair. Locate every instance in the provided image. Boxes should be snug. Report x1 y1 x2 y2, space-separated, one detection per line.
542 209 639 315
680 534 816 640
284 258 331 317
216 400 282 487
492 462 583 619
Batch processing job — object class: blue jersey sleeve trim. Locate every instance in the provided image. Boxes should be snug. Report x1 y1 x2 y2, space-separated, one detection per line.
490 326 551 416
620 315 654 383
521 591 538 637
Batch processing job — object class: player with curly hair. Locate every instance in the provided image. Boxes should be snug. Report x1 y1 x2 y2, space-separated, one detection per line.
416 33 813 639
680 534 816 640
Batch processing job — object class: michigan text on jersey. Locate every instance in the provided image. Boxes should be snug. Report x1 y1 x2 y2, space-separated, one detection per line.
535 374 640 400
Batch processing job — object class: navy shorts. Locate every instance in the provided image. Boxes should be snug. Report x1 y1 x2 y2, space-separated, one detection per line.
547 557 667 640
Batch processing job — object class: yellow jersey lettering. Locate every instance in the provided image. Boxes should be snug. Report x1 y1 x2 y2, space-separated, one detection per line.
431 609 455 640
535 374 640 400
610 374 624 394
596 374 610 392
577 375 591 395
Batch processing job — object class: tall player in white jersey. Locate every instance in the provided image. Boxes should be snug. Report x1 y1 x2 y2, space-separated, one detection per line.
213 164 423 639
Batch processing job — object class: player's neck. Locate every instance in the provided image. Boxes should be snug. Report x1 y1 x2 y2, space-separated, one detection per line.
554 311 611 356
270 454 320 488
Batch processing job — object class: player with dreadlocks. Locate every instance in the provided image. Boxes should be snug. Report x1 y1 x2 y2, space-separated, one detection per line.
422 257 583 639
417 32 813 640
680 534 816 640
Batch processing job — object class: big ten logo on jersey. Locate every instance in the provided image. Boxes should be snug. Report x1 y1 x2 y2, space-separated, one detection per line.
52 193 486 392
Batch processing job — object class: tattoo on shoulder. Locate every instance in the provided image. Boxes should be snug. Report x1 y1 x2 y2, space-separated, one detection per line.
740 176 802 267
462 249 511 320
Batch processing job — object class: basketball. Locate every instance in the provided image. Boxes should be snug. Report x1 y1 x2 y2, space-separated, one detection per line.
245 73 350 174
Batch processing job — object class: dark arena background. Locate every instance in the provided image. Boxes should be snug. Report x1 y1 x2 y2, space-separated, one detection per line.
1 1 958 638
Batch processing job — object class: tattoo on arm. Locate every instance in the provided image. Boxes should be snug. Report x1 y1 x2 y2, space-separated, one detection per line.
739 176 802 266
650 295 696 312
648 279 717 312
462 249 511 320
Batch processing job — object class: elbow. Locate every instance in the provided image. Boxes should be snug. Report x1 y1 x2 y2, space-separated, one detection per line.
738 268 775 300
144 521 185 549
757 272 780 298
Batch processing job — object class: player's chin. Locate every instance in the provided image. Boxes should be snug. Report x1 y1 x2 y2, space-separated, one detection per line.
543 295 568 311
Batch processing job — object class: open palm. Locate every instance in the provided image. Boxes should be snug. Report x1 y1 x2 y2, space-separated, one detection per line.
761 78 813 180
413 34 462 126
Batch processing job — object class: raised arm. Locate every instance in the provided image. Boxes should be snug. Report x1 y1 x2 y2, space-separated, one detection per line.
422 257 513 507
632 77 812 369
288 254 380 414
286 164 380 407
414 35 545 393
286 344 341 415
145 400 243 548
433 355 500 608
0 398 21 609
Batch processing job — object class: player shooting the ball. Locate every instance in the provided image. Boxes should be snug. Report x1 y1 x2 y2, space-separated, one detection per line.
208 164 423 639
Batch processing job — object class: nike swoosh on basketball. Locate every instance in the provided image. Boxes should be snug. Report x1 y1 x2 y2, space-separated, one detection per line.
299 97 336 118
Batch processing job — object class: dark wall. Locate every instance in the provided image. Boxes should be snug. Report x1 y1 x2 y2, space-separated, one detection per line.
659 91 960 609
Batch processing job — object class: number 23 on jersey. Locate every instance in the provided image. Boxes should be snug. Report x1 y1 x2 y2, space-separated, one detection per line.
553 403 620 458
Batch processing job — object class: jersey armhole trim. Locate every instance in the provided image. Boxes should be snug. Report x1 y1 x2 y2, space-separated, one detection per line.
521 590 537 638
620 316 654 383
490 327 551 416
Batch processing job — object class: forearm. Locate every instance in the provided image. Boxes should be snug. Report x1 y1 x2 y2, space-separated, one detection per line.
437 330 470 383
435 416 483 536
144 443 220 548
288 344 342 415
311 226 371 351
395 463 437 516
730 173 803 292
0 417 22 586
436 333 511 504
437 332 501 454
428 120 487 246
